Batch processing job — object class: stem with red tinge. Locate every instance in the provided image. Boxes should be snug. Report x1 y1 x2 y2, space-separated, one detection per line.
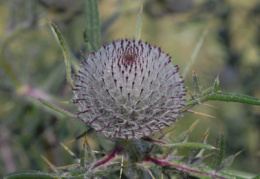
143 156 226 179
92 146 124 169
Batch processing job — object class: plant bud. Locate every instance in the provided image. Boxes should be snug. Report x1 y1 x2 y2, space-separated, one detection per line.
73 39 186 139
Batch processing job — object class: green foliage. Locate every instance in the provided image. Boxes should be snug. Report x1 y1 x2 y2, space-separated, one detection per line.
4 170 59 179
182 84 260 113
193 71 203 95
213 126 225 171
2 0 260 179
84 0 101 52
153 140 215 150
35 98 81 122
49 21 74 89
4 123 251 179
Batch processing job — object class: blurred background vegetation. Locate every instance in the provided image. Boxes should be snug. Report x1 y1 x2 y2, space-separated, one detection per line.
0 0 260 178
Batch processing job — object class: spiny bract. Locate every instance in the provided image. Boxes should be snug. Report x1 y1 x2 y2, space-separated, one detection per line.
73 39 186 139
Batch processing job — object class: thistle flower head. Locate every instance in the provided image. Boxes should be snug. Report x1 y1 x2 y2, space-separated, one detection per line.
73 39 186 139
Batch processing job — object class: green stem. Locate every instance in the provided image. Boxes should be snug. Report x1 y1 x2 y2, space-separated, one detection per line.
201 91 260 105
181 90 260 113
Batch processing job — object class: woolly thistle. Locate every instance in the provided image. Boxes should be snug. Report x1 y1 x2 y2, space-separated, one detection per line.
73 39 186 139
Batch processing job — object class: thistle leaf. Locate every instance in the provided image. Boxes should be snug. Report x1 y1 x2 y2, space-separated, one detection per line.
185 129 210 164
162 142 215 150
70 168 88 177
49 21 74 89
80 146 85 167
172 120 199 143
163 122 197 158
84 0 101 52
4 170 58 179
213 74 220 92
218 150 243 171
213 125 225 171
192 71 203 95
94 167 121 177
34 97 83 122
86 142 95 163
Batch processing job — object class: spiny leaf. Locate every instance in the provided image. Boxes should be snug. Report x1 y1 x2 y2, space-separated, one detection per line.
93 167 121 177
54 164 79 170
185 129 210 164
82 130 96 164
163 129 191 158
4 170 60 179
84 0 101 52
192 70 203 95
80 146 85 167
189 153 213 166
172 120 199 143
163 122 198 159
70 168 88 177
86 142 95 163
34 97 83 122
159 119 200 141
49 21 74 89
218 150 243 171
213 125 225 171
202 128 210 142
161 142 215 150
213 74 220 92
